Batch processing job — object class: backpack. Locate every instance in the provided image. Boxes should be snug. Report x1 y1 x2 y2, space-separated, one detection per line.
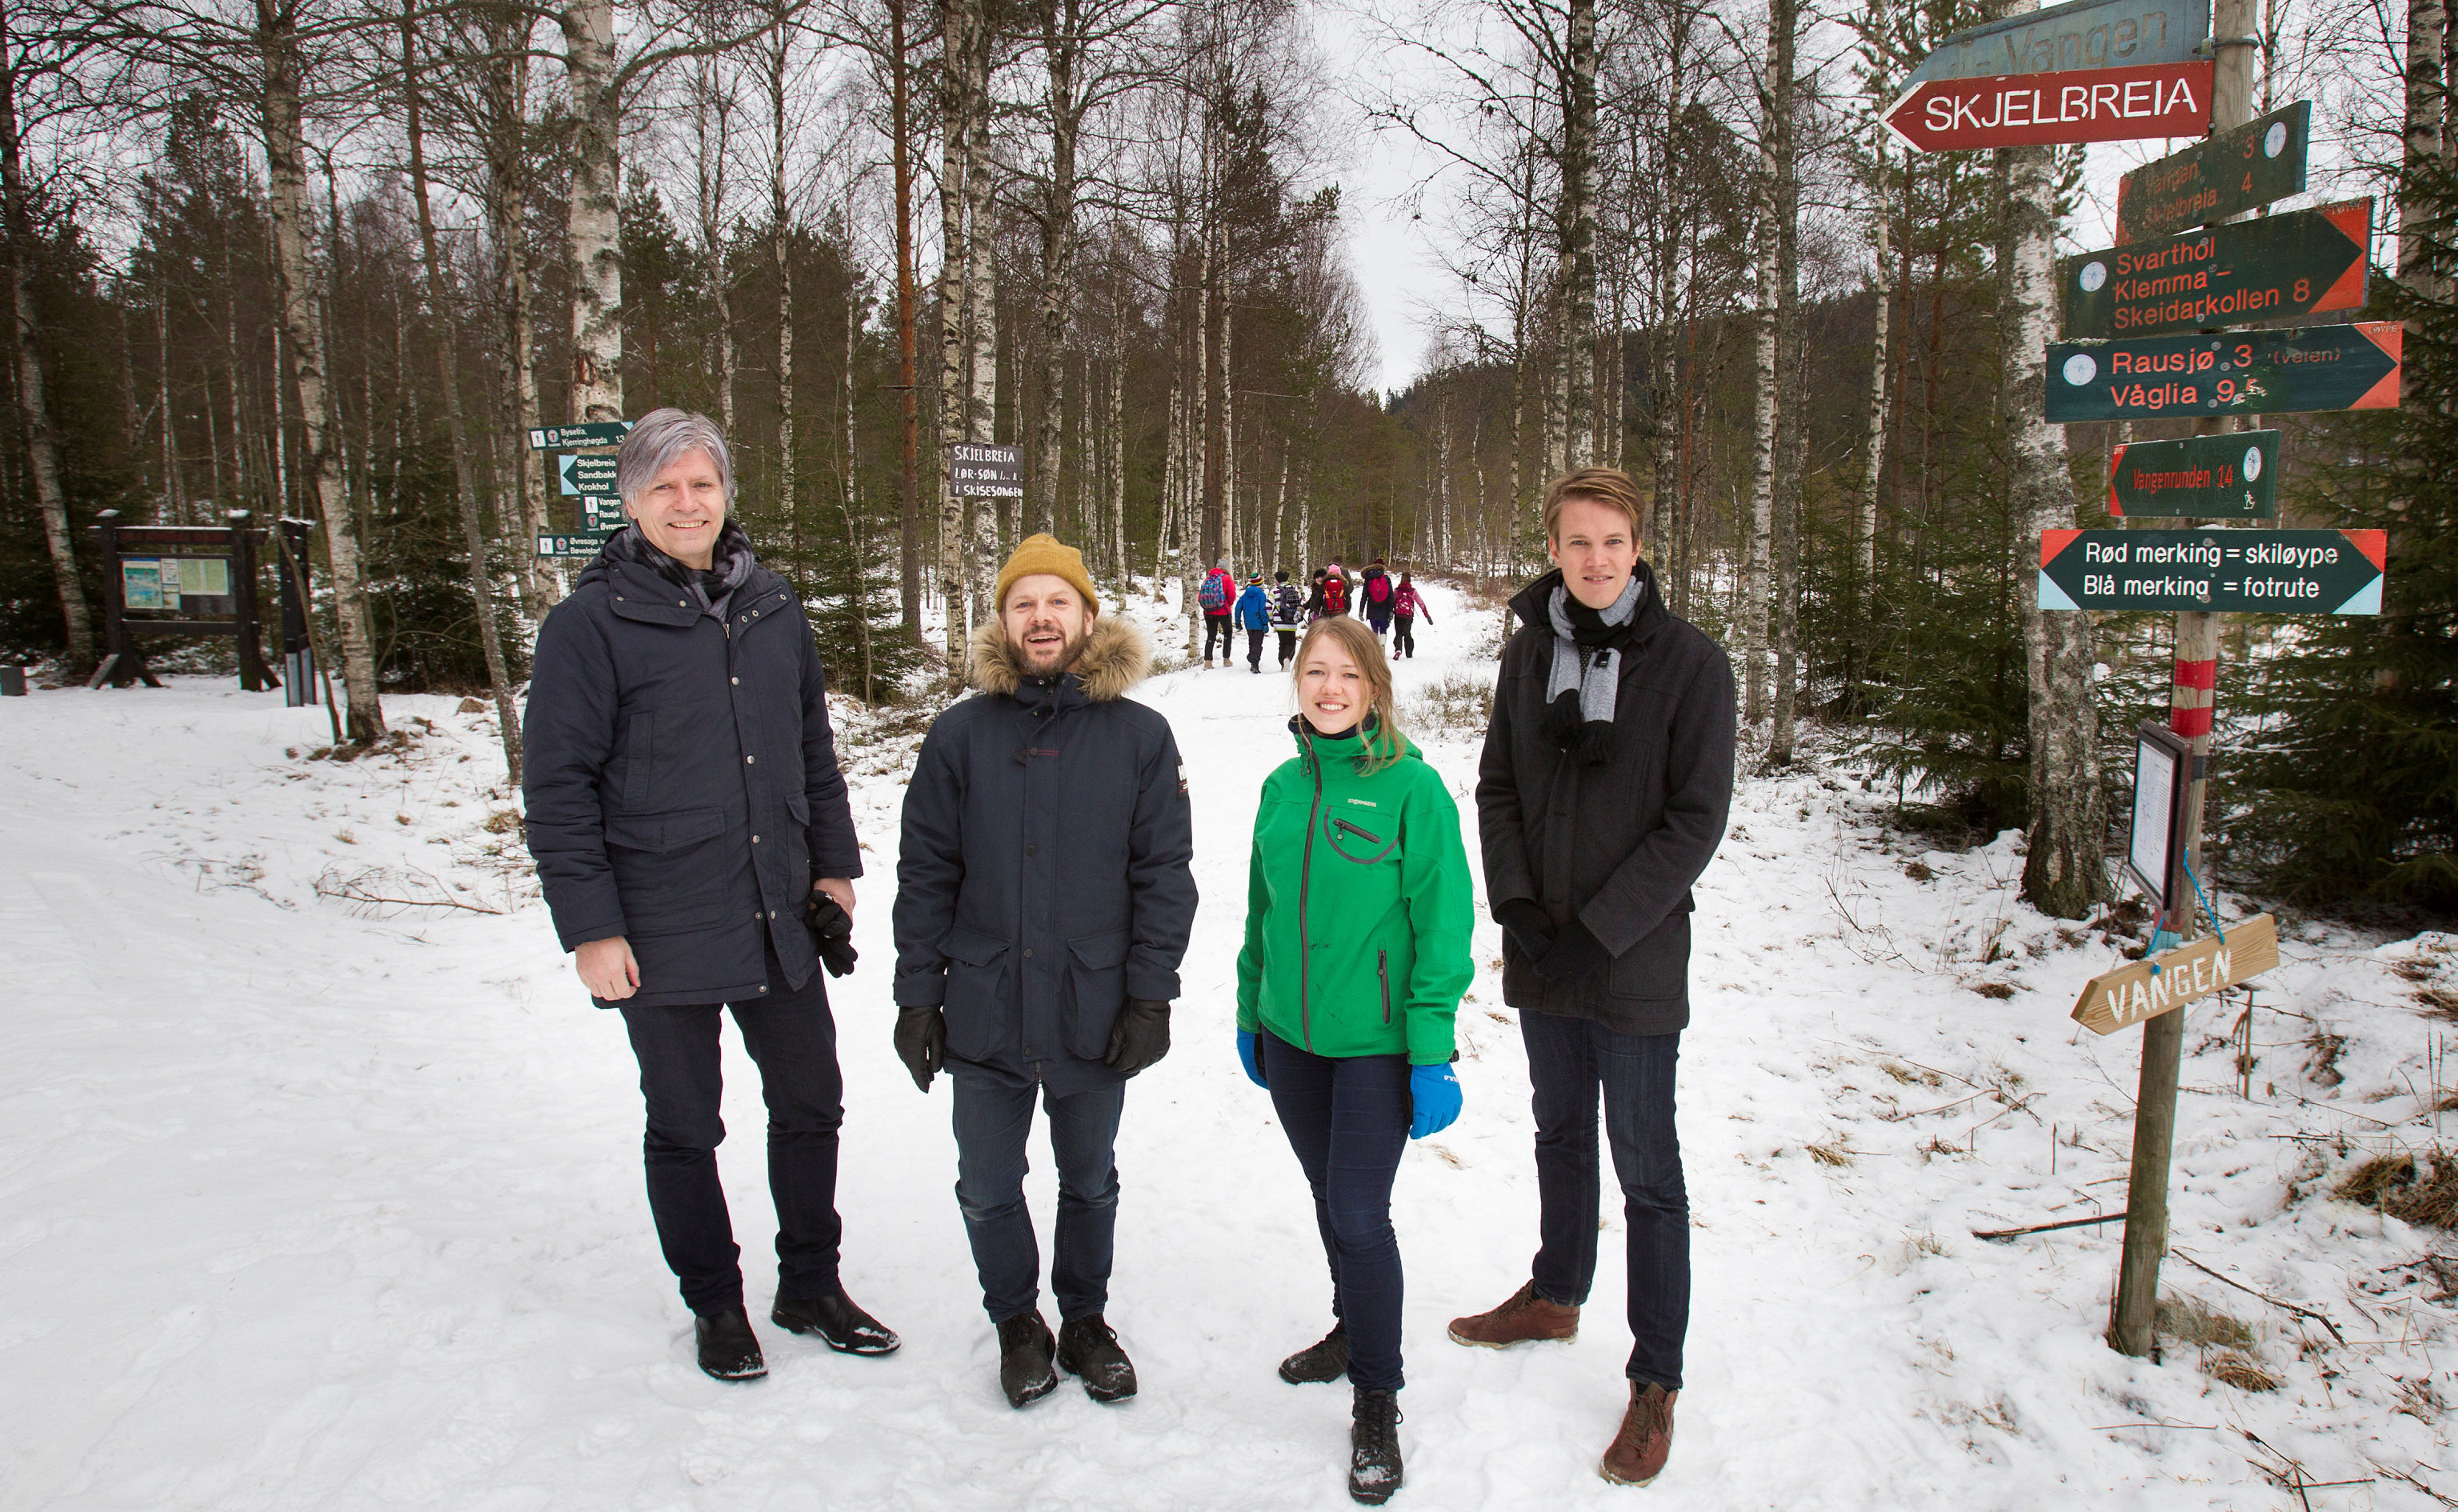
1198 572 1229 611
1324 575 1349 614
1366 572 1391 604
1275 583 1303 623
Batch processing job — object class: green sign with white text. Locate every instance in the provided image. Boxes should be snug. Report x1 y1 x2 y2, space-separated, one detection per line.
2039 526 2384 613
2107 430 2279 518
2116 99 2309 241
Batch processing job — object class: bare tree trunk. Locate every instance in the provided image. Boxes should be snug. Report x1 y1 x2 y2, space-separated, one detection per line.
766 18 795 570
2405 0 2449 298
937 0 979 674
891 0 922 638
1107 240 1126 580
1769 0 1801 765
1031 0 1081 541
258 0 382 740
694 53 735 437
965 74 998 622
2002 46 2103 917
1739 36 1779 727
0 11 90 674
482 10 554 613
402 7 520 782
1556 0 1597 468
1852 133 1892 716
562 0 622 422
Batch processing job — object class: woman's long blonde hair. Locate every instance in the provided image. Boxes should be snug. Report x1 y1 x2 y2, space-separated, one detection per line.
1291 615 1408 774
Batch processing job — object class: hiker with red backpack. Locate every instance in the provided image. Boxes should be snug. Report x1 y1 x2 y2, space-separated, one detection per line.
1359 559 1395 639
1319 563 1351 620
1391 572 1431 659
1199 559 1237 668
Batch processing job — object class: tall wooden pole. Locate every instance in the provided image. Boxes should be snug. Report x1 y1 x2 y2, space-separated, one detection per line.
2110 0 2256 1358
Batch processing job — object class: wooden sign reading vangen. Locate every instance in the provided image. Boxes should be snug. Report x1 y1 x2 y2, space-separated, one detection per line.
2070 913 2278 1034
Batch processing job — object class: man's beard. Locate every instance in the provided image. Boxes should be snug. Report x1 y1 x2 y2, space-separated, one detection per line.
1011 620 1087 674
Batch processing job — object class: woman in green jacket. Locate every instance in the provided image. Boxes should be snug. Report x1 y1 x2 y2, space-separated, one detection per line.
1235 615 1475 1506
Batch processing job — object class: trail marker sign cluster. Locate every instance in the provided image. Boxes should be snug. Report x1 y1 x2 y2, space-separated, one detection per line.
526 419 632 558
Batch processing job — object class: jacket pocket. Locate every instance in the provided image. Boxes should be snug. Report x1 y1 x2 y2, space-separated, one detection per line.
1327 815 1399 866
602 806 730 934
1605 911 1691 1002
939 926 1011 1061
1378 949 1391 1026
783 791 811 879
622 713 654 807
1064 927 1131 1060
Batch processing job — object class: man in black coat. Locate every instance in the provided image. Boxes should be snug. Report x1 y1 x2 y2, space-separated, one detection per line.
1449 467 1735 1490
891 533 1196 1410
524 408 899 1383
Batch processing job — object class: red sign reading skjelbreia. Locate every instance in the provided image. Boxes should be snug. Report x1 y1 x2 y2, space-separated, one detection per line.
1885 60 2212 151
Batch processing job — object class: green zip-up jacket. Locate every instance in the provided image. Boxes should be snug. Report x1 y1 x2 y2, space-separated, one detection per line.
1235 718 1473 1064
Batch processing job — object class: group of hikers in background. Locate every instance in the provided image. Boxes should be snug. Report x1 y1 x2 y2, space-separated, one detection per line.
1200 555 1435 672
523 409 1737 1504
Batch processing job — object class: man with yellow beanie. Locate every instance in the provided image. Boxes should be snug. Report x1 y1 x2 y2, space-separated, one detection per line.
891 534 1198 1410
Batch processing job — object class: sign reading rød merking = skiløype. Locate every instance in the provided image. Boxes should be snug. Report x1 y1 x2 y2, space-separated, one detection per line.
2037 527 2386 614
2044 322 2403 421
1884 60 2211 150
2059 199 2372 340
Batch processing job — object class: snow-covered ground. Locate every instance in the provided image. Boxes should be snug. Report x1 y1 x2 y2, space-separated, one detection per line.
4 580 2454 1510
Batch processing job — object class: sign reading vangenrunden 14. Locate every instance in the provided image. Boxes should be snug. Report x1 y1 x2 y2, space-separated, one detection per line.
2039 527 2385 614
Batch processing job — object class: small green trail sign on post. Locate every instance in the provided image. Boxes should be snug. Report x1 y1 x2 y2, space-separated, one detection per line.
2039 526 2385 613
558 454 619 495
528 421 632 450
2107 429 2279 517
2116 98 2309 240
2044 321 2403 421
2059 198 2371 339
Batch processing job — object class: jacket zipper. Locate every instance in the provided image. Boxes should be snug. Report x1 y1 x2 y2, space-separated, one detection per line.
1297 727 1321 1052
1378 950 1391 1026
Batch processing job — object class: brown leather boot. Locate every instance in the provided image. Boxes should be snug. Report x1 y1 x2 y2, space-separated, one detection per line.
1446 1280 1579 1348
1597 1381 1678 1486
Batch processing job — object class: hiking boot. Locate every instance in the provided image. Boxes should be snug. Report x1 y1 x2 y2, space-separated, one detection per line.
1055 1314 1139 1402
1447 1280 1579 1349
995 1310 1059 1409
1279 1320 1350 1384
771 1289 901 1356
1348 1386 1403 1504
1598 1381 1679 1486
693 1309 767 1382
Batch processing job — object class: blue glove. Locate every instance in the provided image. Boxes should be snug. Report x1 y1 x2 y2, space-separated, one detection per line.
1237 1030 1269 1089
1408 1062 1462 1138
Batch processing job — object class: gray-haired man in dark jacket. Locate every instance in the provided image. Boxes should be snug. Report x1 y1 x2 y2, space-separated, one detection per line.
892 533 1197 1411
524 408 899 1384
1451 466 1735 1490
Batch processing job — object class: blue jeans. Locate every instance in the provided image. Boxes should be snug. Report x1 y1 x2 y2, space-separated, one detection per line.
950 1066 1125 1324
1261 1030 1413 1392
619 957 843 1318
1519 1010 1687 1390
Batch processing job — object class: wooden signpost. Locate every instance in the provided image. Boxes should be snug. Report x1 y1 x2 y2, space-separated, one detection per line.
2058 198 2371 339
2116 99 2309 240
1884 59 2212 151
2072 915 2280 1034
2107 429 2279 518
86 510 274 691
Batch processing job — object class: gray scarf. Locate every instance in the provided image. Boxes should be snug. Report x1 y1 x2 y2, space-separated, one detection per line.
1544 573 1643 761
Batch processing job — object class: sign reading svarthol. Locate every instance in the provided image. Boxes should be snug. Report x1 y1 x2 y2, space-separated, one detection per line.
2038 526 2385 613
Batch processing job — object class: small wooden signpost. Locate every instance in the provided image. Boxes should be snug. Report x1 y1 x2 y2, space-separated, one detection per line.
2071 915 2280 1034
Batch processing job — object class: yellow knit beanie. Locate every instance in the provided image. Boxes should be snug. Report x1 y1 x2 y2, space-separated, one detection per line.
994 533 1100 615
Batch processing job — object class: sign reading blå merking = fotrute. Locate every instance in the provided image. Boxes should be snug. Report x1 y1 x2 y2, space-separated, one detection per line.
2060 199 2371 340
1884 60 2211 151
2107 429 2279 518
2070 913 2278 1034
1902 0 2211 88
948 442 1023 498
2038 527 2385 614
2117 100 2310 241
2044 322 2403 422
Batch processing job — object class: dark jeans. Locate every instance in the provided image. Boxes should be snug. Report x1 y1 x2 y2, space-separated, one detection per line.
1261 1029 1412 1392
1520 1009 1687 1389
619 957 843 1318
1244 626 1267 670
1366 606 1391 636
951 1066 1126 1324
1392 615 1416 657
1203 613 1233 661
1275 629 1299 666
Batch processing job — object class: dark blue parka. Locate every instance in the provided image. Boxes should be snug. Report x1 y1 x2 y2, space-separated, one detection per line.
523 526 862 1007
891 615 1197 1094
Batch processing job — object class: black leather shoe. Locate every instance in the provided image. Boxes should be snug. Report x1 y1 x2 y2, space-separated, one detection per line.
771 1289 901 1355
1056 1314 1139 1402
1279 1319 1350 1384
695 1309 767 1381
996 1310 1059 1408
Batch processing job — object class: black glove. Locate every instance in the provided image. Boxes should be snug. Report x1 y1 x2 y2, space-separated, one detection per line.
893 1005 946 1092
804 893 858 978
1104 998 1172 1076
1535 918 1610 985
1495 899 1557 959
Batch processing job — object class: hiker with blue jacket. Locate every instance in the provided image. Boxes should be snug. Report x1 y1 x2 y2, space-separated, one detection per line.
524 408 899 1384
1234 615 1474 1506
1233 574 1274 673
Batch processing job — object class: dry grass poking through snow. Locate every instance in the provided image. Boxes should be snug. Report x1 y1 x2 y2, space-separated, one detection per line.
1404 672 1495 738
2336 1148 2458 1229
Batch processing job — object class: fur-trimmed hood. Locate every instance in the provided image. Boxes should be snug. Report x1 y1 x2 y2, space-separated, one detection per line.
968 612 1151 702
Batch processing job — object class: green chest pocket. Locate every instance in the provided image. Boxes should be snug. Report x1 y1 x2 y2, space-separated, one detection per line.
1326 813 1399 866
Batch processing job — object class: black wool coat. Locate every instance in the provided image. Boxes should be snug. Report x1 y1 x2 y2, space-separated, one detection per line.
522 535 862 1007
891 615 1197 1095
1476 562 1736 1036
